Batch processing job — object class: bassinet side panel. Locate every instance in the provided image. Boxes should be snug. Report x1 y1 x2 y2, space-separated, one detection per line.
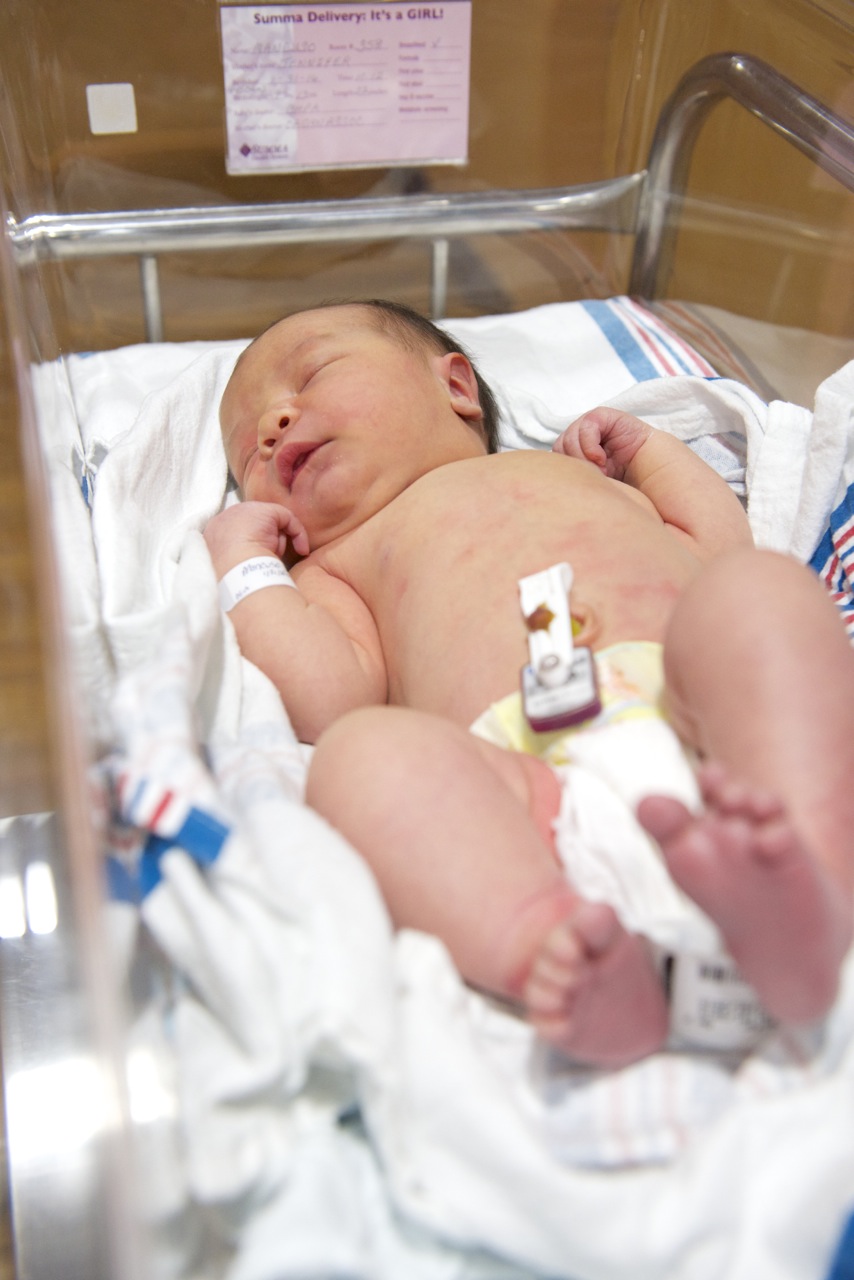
0 31 148 1280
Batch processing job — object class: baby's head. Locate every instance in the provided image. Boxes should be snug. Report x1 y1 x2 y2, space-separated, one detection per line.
226 298 500 457
220 299 499 548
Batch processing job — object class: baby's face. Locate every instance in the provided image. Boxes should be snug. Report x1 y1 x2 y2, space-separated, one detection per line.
220 305 485 550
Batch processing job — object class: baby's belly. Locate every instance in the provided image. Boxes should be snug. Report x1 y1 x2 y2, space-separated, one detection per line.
366 464 699 726
383 574 682 728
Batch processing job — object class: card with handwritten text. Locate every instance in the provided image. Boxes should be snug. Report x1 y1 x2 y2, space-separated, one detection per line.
221 2 472 173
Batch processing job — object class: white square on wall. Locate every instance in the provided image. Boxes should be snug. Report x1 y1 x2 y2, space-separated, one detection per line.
86 83 138 135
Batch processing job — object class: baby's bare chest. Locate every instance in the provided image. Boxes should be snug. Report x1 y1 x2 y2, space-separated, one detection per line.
318 456 692 719
357 455 672 602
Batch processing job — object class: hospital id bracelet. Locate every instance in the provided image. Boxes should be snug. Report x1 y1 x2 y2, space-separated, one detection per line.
661 951 775 1052
218 556 297 613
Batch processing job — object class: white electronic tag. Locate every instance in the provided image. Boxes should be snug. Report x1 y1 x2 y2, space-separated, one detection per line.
666 953 775 1051
518 563 601 732
521 649 601 732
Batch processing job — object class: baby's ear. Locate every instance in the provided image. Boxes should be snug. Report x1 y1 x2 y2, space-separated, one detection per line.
436 352 483 423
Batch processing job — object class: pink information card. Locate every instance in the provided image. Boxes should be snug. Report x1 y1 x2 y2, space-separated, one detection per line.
220 2 472 174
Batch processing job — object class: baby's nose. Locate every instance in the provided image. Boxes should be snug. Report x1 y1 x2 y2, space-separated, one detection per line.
257 406 293 453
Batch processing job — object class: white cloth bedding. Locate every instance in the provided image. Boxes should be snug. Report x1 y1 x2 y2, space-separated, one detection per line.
33 300 854 1280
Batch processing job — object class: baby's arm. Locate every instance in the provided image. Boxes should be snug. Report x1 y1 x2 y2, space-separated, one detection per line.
553 407 752 559
204 502 386 741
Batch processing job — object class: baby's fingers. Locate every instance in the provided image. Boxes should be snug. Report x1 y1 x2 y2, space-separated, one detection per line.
271 504 310 558
555 413 611 474
576 418 611 473
551 422 583 458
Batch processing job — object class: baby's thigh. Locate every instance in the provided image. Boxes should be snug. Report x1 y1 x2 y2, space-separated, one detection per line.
309 707 563 864
469 736 563 857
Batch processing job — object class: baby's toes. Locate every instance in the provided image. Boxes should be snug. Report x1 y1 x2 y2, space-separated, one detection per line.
696 761 729 806
753 816 801 865
698 764 784 824
705 774 758 817
524 963 581 1016
539 919 585 967
569 900 622 957
525 974 575 1018
745 788 786 825
637 794 694 845
529 1006 579 1043
523 924 584 1012
529 925 583 983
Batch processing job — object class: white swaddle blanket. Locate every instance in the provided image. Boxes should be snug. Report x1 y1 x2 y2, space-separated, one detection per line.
33 301 854 1280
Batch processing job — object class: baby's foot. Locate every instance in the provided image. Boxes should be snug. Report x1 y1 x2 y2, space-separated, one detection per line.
638 764 853 1026
522 900 669 1068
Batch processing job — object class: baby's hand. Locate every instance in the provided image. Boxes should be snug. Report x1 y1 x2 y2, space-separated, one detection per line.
552 407 653 481
203 501 310 576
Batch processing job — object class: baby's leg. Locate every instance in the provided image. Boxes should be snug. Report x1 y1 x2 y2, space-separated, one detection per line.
307 706 668 1066
641 548 854 1025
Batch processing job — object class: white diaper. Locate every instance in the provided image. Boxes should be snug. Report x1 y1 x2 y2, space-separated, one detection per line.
471 646 773 1051
471 644 712 953
550 720 712 952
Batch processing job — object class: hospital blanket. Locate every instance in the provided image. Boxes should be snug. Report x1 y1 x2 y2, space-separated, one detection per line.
34 301 854 1280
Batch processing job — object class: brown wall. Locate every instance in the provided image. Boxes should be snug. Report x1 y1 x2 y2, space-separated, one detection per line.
1 0 629 346
608 0 854 335
1 0 853 343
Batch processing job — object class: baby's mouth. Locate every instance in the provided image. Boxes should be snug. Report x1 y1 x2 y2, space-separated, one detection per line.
278 441 322 489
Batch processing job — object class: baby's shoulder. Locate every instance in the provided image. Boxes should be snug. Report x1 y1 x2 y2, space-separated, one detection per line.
470 446 603 490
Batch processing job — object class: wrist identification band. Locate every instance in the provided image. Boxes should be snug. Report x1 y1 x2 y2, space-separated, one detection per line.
218 556 297 613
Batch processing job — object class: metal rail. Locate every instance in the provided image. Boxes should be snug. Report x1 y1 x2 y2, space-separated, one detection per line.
6 176 644 338
630 52 854 298
6 54 854 338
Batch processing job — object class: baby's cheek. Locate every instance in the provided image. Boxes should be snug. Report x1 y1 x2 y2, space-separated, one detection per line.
241 472 267 504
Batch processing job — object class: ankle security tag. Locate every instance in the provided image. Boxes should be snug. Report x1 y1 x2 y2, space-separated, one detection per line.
519 562 601 732
666 953 775 1052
